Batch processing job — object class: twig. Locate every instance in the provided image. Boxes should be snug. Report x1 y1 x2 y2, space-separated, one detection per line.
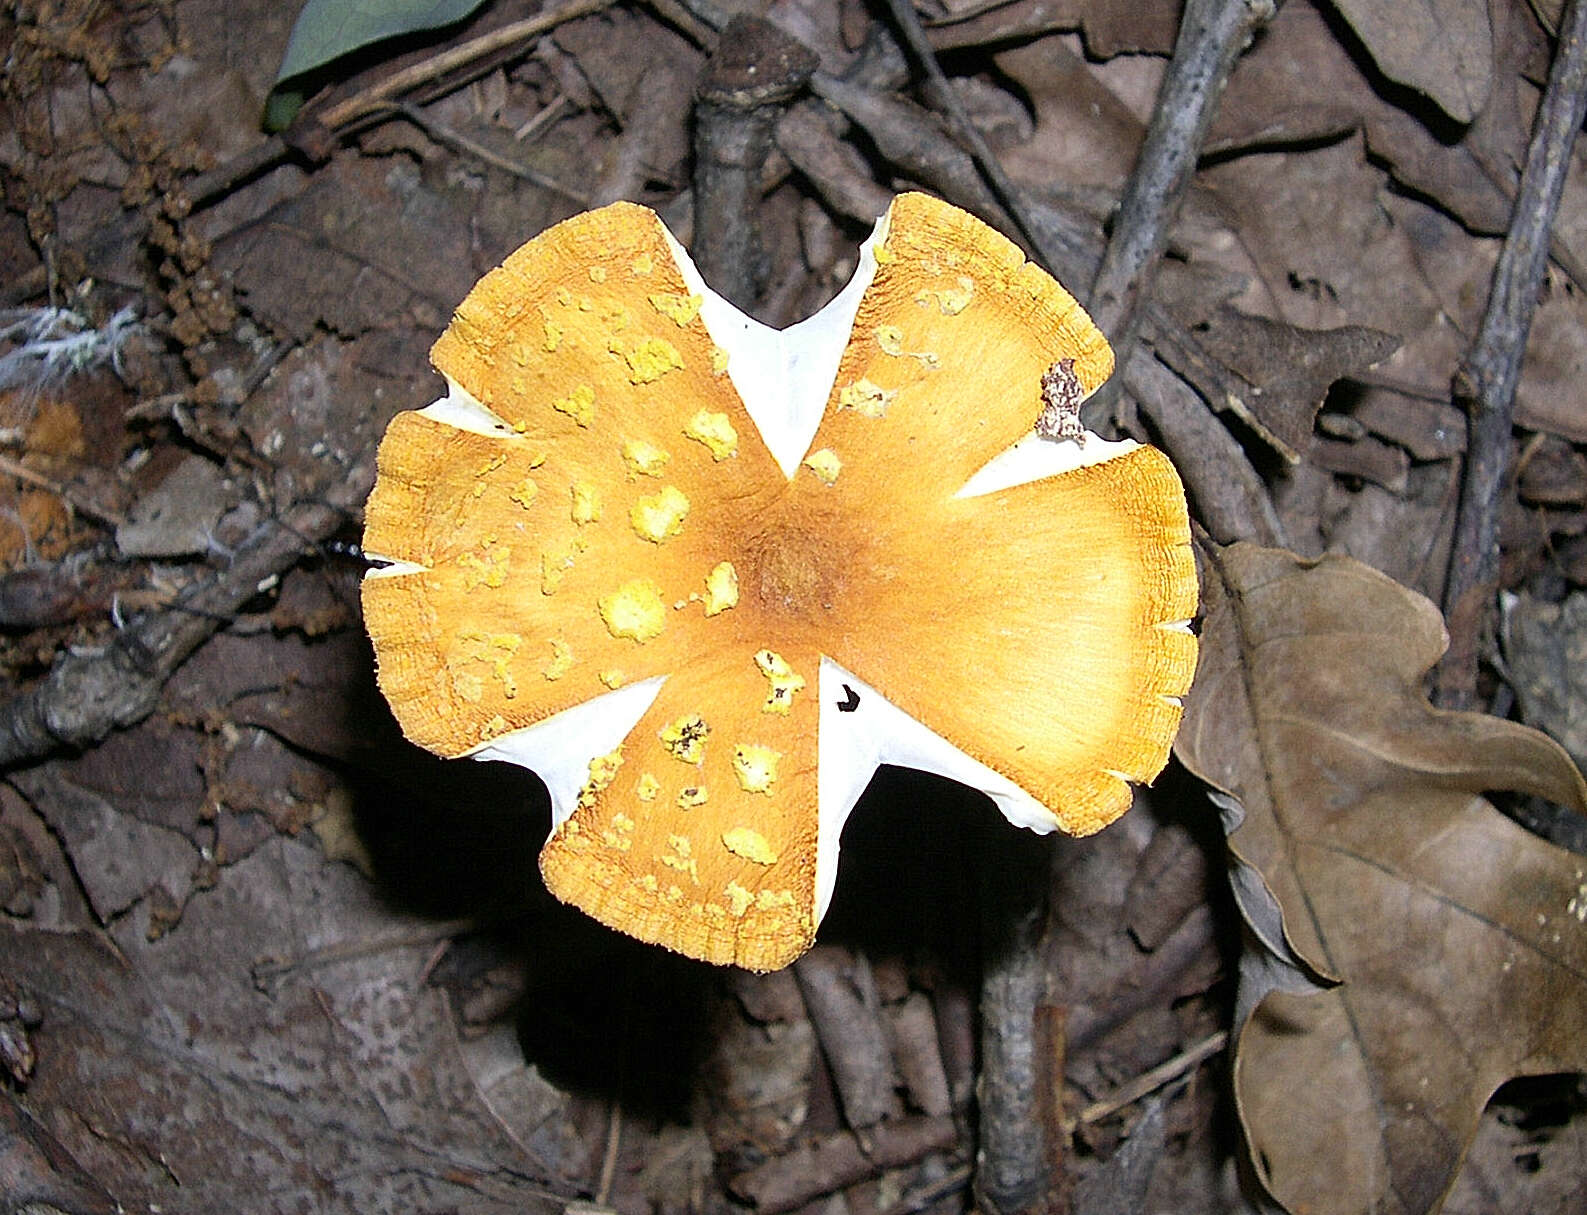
876 1163 973 1215
394 102 589 205
595 1099 623 1206
514 92 570 142
249 918 476 994
880 0 1069 276
0 447 374 767
1066 1030 1229 1131
1437 0 1587 709
315 0 616 130
728 1116 960 1214
1088 0 1279 363
973 825 1057 1215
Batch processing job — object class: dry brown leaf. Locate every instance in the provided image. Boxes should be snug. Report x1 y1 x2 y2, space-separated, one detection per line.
1176 542 1587 1215
926 0 1181 58
0 833 580 1211
1178 305 1399 463
1327 0 1492 124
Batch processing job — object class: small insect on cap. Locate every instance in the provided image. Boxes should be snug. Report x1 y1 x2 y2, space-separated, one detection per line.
361 193 1198 971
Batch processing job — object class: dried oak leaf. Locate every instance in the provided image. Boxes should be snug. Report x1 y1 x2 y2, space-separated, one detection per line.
1174 304 1399 463
1176 542 1587 1215
927 0 1181 59
1328 0 1493 125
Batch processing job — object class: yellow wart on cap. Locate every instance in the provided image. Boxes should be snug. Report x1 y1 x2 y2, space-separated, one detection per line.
678 786 708 809
722 826 779 865
724 882 754 917
630 485 690 543
458 544 510 589
614 336 684 384
540 539 587 594
602 812 633 851
509 477 538 509
838 379 893 418
599 579 666 643
649 292 704 327
552 384 595 427
622 438 670 478
914 275 974 315
577 747 624 810
543 637 574 680
703 561 739 616
732 743 781 794
570 480 602 525
659 713 709 764
635 772 660 801
684 410 738 460
804 449 842 485
660 834 700 884
753 650 805 714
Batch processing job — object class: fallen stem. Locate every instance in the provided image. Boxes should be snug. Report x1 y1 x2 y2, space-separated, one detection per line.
880 0 1068 275
1088 0 1279 362
0 461 372 767
1066 1030 1229 1131
395 101 590 205
316 0 617 130
1437 0 1587 709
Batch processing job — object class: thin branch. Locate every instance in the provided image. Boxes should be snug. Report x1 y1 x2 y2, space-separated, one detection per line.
315 0 617 130
0 460 372 767
1066 1030 1229 1131
880 0 1072 276
1437 0 1587 709
1088 0 1279 361
394 102 589 205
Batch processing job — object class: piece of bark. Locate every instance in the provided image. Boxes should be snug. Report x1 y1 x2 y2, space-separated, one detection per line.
1123 822 1210 953
1307 434 1412 494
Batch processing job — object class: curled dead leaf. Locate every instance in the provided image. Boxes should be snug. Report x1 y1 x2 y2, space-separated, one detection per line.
1177 542 1587 1215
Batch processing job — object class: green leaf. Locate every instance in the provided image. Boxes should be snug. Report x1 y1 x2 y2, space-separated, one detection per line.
273 0 492 87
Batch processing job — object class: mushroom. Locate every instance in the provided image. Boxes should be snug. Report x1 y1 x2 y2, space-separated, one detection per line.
361 193 1198 971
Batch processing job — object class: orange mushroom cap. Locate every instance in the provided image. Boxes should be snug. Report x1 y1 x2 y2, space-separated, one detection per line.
361 193 1198 971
